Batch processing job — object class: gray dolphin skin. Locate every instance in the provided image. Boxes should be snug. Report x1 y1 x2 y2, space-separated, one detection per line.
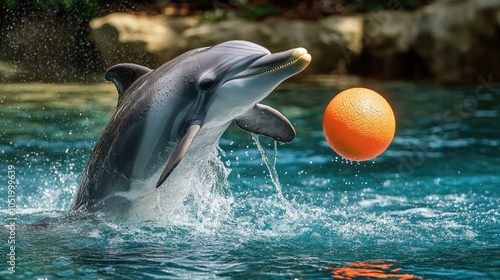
70 40 311 219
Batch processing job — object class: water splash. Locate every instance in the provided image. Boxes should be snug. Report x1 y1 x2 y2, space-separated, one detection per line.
155 149 234 234
251 134 297 217
18 155 80 212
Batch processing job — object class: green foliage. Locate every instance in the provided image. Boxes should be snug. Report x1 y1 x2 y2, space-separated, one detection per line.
2 0 101 18
202 2 279 22
237 3 279 21
3 0 18 9
349 0 424 12
202 9 236 23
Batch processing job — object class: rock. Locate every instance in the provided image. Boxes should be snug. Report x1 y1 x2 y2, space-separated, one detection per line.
182 18 274 49
356 11 419 79
350 0 500 81
314 15 364 73
90 13 171 68
3 0 495 82
89 13 199 68
244 16 364 74
412 0 500 82
97 14 365 74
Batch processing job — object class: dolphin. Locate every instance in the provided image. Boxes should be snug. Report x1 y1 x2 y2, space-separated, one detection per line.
70 40 311 219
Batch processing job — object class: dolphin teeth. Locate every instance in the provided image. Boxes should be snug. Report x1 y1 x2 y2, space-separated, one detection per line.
262 57 303 75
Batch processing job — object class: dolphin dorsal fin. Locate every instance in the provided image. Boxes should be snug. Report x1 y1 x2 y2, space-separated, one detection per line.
105 63 152 106
235 103 296 143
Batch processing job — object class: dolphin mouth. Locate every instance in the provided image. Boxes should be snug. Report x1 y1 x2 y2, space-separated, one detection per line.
229 48 311 80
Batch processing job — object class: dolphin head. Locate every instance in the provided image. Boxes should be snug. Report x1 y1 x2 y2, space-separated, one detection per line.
196 41 311 124
144 40 310 130
137 41 271 131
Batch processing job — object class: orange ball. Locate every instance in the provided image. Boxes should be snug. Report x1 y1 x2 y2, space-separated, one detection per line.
323 87 396 161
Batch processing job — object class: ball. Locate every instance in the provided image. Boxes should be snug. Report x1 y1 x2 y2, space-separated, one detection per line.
323 87 396 161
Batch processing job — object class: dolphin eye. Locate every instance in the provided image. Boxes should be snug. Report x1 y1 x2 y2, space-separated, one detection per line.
199 79 216 91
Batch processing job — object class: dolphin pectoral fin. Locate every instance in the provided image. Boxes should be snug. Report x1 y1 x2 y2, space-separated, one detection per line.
105 63 153 105
156 122 202 189
235 103 296 143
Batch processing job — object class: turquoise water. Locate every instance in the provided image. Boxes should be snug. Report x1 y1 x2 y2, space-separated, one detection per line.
1 81 499 279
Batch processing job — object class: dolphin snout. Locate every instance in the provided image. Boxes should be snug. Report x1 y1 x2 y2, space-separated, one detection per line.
291 47 311 64
229 47 311 81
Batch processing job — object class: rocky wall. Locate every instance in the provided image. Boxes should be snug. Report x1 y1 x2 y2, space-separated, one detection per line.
1 0 499 83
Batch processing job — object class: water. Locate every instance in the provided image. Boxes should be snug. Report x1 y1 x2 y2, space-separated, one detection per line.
1 81 499 279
